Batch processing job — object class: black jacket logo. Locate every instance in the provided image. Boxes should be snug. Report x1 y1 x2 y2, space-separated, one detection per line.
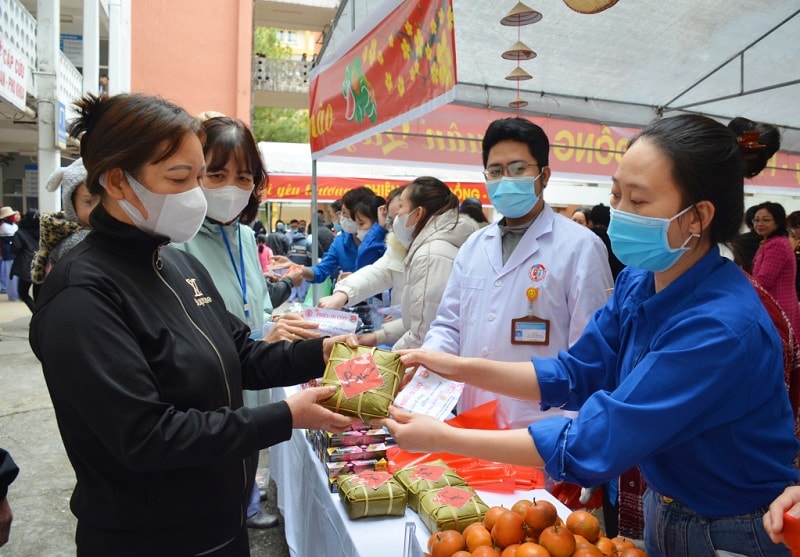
186 278 213 307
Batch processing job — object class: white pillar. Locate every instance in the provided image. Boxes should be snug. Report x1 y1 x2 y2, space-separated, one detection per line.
107 0 131 94
36 0 61 213
82 0 100 95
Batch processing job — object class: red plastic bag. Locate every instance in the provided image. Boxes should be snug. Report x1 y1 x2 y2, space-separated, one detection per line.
385 401 545 491
550 481 603 510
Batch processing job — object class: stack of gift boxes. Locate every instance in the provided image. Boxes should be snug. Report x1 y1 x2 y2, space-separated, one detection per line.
306 422 395 493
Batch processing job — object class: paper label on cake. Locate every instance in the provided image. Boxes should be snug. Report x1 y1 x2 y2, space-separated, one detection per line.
335 353 385 398
432 486 474 509
410 464 447 482
303 307 359 336
352 470 393 489
393 367 464 420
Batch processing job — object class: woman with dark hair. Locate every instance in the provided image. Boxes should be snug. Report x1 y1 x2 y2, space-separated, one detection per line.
173 115 321 529
9 209 40 311
273 187 387 288
752 201 800 334
570 207 591 227
379 115 798 556
788 211 800 299
317 186 410 343
358 176 479 349
459 197 489 226
28 93 355 556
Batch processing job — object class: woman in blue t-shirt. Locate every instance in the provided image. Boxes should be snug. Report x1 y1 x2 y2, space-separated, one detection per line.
380 114 798 557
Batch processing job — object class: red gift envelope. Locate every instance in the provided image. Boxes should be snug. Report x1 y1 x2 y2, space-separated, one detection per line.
432 486 475 509
352 471 393 490
335 353 385 398
410 464 447 482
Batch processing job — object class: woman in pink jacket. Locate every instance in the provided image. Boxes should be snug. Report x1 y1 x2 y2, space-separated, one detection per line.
752 200 800 334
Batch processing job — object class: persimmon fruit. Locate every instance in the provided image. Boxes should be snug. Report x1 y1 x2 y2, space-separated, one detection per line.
610 536 636 551
430 529 466 557
566 510 601 543
484 505 508 531
492 509 526 548
472 546 502 557
595 536 615 556
466 524 494 552
500 544 520 557
538 523 576 557
511 499 532 516
515 542 552 557
523 499 558 533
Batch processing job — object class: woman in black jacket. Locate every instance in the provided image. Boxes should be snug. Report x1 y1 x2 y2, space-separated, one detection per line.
29 93 356 557
9 209 40 311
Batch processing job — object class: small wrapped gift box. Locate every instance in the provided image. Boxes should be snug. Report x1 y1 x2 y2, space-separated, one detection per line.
337 471 408 519
325 443 389 463
418 485 489 533
320 343 404 420
393 459 468 512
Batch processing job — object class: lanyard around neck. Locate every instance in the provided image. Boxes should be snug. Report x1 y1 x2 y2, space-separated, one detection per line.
218 224 249 318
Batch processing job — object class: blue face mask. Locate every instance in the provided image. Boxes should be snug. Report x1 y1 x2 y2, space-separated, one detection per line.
608 205 699 272
486 172 543 219
333 221 343 232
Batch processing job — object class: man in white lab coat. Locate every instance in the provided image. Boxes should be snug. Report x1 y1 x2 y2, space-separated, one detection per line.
423 117 614 428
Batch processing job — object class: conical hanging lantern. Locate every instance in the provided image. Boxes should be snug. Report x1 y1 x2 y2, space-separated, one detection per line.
562 0 619 14
500 1 543 26
502 40 537 61
505 66 532 81
509 97 529 109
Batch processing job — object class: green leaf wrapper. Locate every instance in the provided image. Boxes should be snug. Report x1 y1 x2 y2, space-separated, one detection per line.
393 459 468 513
320 343 404 420
418 486 489 534
337 473 408 519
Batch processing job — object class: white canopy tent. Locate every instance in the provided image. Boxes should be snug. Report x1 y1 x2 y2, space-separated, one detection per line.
319 0 800 153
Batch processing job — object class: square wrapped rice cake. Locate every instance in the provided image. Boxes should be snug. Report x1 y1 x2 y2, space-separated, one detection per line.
393 459 468 512
337 471 408 519
320 343 404 420
418 485 488 533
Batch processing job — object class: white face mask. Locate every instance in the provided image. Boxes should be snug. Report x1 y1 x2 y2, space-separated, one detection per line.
105 172 207 243
340 215 359 234
392 209 417 248
355 228 368 241
201 184 252 223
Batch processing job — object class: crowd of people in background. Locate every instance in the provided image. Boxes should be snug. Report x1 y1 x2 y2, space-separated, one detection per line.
3 94 800 556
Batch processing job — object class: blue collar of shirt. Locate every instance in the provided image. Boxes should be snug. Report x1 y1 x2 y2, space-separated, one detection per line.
626 244 724 315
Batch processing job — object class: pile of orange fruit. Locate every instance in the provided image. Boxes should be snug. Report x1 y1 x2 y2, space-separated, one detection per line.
425 498 648 557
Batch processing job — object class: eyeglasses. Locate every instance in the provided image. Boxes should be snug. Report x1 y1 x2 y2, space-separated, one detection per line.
483 161 539 181
752 218 774 224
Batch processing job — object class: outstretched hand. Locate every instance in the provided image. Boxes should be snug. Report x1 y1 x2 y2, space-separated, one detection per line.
263 313 320 343
268 255 293 271
763 485 800 545
397 349 466 382
285 386 358 432
322 334 360 363
373 405 450 454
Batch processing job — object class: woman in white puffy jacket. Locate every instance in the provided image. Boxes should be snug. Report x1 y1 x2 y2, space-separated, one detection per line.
318 186 409 346
359 177 480 350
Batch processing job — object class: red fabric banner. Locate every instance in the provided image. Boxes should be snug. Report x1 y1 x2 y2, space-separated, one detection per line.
266 174 489 204
309 0 456 157
329 104 800 189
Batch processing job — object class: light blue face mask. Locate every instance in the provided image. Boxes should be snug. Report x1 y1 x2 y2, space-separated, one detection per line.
608 205 699 272
486 172 543 219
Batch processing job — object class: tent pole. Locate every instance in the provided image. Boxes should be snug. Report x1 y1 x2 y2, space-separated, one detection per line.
311 158 320 305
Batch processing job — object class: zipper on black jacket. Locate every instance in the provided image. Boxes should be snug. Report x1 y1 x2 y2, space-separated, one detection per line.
150 247 248 526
